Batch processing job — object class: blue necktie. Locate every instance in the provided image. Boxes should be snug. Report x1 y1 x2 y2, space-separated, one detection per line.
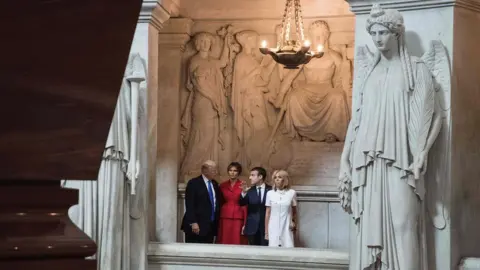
207 180 215 221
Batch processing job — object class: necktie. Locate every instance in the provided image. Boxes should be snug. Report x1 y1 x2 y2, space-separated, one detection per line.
207 180 215 221
257 186 262 203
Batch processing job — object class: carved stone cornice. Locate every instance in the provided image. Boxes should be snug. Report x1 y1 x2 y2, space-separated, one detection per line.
157 34 191 51
159 18 193 35
156 18 193 51
139 0 171 30
347 0 480 14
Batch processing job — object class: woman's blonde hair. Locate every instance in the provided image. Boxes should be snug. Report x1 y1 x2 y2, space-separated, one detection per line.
272 170 290 191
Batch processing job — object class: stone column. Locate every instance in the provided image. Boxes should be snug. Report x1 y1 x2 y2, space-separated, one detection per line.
347 1 480 269
151 18 193 243
131 2 171 270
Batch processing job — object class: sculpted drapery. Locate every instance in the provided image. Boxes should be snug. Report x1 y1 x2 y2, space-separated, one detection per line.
180 32 232 175
63 53 148 270
231 30 276 168
271 21 351 143
339 5 447 270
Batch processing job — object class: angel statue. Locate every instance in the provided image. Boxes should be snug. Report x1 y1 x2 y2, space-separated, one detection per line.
338 4 449 270
62 53 148 270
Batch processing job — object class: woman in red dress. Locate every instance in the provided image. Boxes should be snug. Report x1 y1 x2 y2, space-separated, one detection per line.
217 162 248 245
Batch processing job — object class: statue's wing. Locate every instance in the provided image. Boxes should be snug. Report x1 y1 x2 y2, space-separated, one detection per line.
421 40 451 115
421 41 451 231
338 45 376 209
347 45 375 142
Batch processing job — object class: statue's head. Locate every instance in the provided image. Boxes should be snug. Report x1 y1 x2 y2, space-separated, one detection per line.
309 20 330 48
235 30 259 53
194 32 215 53
366 4 414 90
366 4 404 52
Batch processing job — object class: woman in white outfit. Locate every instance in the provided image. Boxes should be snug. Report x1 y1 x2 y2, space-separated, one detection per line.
264 170 297 247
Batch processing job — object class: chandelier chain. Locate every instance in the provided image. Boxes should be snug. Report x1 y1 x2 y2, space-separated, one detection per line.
278 0 290 48
279 0 307 49
295 0 305 42
285 0 293 43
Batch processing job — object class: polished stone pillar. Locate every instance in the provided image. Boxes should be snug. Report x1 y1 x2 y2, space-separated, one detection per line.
130 2 172 269
151 18 192 243
347 1 480 269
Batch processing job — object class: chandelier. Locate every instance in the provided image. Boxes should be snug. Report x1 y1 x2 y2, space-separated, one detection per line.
259 0 323 69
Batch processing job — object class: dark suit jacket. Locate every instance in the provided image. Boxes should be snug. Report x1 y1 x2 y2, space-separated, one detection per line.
238 184 272 236
181 175 223 237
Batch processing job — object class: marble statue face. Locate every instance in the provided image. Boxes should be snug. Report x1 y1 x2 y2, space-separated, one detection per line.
369 24 396 52
312 29 327 48
196 36 212 52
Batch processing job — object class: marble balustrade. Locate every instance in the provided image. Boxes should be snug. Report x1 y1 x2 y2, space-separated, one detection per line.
148 243 349 270
176 183 350 250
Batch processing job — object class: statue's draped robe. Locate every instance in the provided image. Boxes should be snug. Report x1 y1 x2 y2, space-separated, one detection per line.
181 56 227 175
284 55 350 141
231 53 272 167
62 54 148 270
348 57 434 269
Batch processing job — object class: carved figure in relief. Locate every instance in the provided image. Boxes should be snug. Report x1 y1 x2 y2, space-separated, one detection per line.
271 20 351 143
338 4 449 269
232 30 276 168
181 32 232 175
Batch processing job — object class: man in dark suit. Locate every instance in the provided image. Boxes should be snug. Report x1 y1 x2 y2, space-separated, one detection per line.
181 160 223 243
239 167 271 246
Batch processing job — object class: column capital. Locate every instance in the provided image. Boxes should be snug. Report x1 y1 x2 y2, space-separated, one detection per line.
157 18 193 51
347 0 480 15
139 0 171 30
157 34 191 51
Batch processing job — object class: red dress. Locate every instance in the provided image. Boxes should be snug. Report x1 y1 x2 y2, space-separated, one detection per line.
216 180 248 245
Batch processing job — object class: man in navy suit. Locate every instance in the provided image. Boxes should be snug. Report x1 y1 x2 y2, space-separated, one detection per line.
239 167 271 246
181 160 223 243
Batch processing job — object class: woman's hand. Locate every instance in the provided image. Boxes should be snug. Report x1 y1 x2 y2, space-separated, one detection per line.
289 221 296 231
241 226 245 235
264 232 269 240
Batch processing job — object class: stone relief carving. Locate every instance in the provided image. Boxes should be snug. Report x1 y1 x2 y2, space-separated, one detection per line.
337 4 449 269
231 30 277 169
180 21 354 184
180 30 234 175
270 20 351 143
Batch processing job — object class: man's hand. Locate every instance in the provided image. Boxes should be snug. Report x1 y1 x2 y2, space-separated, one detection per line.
240 180 250 193
191 223 200 235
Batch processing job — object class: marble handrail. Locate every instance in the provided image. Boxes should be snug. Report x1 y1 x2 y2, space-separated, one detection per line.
148 242 349 269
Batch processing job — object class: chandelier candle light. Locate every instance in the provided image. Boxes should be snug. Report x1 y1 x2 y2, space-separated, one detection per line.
259 0 324 69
